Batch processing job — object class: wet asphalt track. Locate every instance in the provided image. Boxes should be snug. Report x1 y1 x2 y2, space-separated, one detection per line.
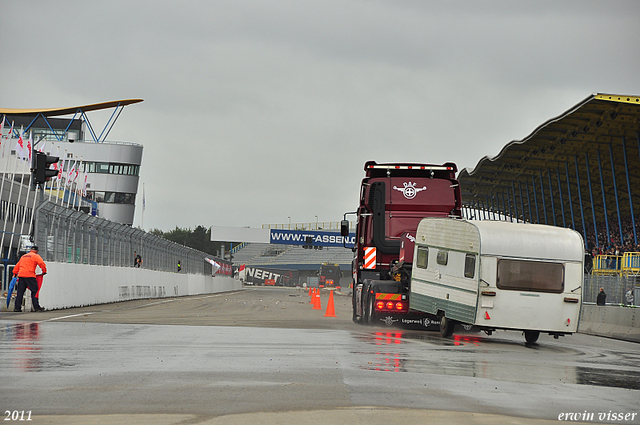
0 286 638 424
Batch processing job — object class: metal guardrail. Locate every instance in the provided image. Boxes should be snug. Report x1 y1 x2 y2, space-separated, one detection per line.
621 252 640 276
33 200 229 275
262 221 355 230
592 253 640 277
592 255 622 276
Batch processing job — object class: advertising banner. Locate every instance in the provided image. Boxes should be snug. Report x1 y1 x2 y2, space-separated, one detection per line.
241 266 300 287
269 229 355 248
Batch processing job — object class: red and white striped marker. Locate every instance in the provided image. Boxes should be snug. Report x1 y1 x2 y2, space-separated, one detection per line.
364 247 376 269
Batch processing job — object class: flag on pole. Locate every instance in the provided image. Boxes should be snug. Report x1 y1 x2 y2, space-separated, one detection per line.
15 128 25 160
7 121 14 139
57 156 64 181
3 121 14 158
82 174 88 197
27 131 33 163
72 162 80 184
66 160 75 186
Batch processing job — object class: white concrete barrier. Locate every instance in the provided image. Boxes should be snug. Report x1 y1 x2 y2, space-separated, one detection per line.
578 304 640 343
5 263 241 311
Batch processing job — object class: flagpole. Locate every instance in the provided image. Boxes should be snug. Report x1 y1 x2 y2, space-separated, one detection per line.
0 122 15 255
0 121 13 218
75 157 83 212
0 152 19 253
56 151 66 206
64 157 75 209
7 128 30 255
141 182 145 230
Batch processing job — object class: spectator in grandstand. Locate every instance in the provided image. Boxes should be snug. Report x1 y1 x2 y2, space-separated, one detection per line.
596 287 607 306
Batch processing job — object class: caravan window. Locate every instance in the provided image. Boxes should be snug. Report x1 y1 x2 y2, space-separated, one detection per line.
437 250 448 265
464 254 476 278
416 246 429 269
496 259 564 293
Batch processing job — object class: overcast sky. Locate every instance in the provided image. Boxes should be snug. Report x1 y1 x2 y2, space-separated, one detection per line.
2 1 639 232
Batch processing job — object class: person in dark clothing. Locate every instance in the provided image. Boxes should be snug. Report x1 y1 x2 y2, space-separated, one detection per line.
596 287 606 306
134 251 142 268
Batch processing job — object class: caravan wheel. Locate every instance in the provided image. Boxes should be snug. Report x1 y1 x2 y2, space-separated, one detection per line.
524 330 540 344
440 316 455 338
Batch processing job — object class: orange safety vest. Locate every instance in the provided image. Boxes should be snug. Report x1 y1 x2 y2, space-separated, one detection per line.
14 251 47 278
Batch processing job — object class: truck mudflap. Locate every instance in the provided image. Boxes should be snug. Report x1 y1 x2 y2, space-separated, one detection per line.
370 311 441 330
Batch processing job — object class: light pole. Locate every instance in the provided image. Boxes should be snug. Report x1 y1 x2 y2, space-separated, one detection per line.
315 215 318 230
288 216 291 230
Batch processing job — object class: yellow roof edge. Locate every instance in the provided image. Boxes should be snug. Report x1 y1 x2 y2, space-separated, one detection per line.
594 93 640 105
0 99 143 117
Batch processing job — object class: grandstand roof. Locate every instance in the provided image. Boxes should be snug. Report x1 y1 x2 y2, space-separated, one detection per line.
0 99 143 117
458 93 640 248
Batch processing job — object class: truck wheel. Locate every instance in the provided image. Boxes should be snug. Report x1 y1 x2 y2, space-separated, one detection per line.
524 330 540 344
440 316 455 338
362 293 370 324
366 295 376 325
352 294 362 324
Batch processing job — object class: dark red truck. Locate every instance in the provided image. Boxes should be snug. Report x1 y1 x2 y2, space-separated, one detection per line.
341 161 462 328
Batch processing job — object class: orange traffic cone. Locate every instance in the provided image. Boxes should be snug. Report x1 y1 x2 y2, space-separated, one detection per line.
310 288 315 304
324 290 336 317
308 287 312 296
313 292 322 310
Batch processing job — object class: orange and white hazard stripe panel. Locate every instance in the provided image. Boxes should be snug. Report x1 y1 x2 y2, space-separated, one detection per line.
375 293 401 301
364 247 376 269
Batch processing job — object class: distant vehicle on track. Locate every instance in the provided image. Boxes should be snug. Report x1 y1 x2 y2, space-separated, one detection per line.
318 263 341 287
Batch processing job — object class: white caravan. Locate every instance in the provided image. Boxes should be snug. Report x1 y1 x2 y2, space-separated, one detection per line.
410 218 584 343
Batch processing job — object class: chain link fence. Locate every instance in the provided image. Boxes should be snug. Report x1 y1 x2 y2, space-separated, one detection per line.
33 200 230 275
583 274 638 305
27 199 639 305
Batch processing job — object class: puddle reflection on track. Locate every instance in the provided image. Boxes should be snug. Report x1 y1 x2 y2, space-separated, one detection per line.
353 329 640 390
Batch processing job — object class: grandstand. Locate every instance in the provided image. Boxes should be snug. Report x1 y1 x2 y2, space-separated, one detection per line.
230 225 354 287
233 243 352 270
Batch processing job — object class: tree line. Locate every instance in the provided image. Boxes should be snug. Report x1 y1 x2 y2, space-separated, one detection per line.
149 225 229 258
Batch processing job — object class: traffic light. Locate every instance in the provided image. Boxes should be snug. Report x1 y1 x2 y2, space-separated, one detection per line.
32 151 60 185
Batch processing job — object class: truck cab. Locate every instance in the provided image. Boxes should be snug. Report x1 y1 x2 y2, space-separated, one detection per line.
342 161 461 328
